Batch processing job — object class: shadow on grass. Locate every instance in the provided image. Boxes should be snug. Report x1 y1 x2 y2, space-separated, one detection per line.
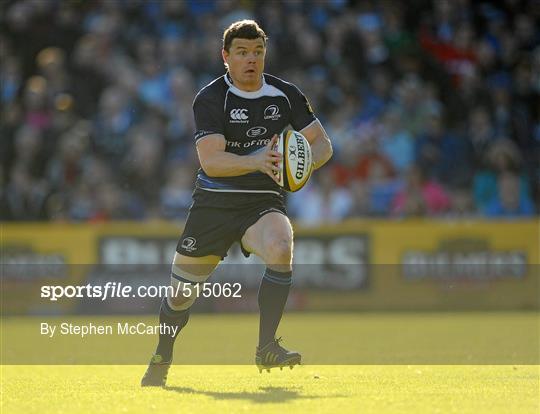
165 385 341 404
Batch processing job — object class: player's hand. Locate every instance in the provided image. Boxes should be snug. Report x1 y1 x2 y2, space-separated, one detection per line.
253 135 282 183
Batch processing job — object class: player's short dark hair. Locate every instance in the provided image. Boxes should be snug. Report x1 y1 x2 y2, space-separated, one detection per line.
223 20 267 52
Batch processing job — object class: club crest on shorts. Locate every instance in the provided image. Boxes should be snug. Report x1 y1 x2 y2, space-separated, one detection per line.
181 237 197 252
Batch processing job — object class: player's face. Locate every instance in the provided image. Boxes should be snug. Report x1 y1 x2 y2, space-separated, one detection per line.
223 38 266 91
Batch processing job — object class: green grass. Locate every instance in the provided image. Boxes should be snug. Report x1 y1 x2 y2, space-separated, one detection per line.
1 312 539 413
2 312 538 364
1 365 539 414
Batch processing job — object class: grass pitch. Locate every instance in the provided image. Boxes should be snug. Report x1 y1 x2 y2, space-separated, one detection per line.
1 312 539 413
2 365 538 414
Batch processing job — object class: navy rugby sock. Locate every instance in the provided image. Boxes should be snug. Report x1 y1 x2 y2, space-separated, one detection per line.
258 268 292 348
155 296 190 362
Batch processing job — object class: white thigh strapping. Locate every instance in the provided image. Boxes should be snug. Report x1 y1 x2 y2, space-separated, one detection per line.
167 263 213 311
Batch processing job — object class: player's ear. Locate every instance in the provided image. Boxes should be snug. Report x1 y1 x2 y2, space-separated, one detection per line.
222 49 229 66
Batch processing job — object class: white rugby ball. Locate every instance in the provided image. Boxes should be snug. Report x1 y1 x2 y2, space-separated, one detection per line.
273 130 313 192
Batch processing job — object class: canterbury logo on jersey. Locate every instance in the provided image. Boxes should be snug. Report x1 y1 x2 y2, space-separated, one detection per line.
229 108 249 123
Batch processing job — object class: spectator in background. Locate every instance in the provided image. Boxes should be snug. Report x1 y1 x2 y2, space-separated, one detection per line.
366 163 402 216
67 181 96 221
414 107 472 188
467 106 498 165
393 75 438 138
473 139 531 212
23 75 52 131
332 139 362 187
46 120 91 193
11 124 47 179
392 165 451 217
91 181 145 221
164 67 196 156
356 130 400 215
0 55 22 105
488 74 513 138
121 127 165 213
36 47 71 99
0 0 538 221
355 131 394 181
332 126 394 188
484 171 535 217
160 163 195 219
71 34 108 117
2 162 50 220
324 93 359 153
447 187 477 218
379 108 414 174
346 180 373 217
381 5 416 58
92 86 135 162
420 18 477 86
289 173 352 225
358 69 393 122
137 36 169 109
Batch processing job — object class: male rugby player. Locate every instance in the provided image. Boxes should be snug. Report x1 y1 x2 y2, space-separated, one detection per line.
142 20 332 386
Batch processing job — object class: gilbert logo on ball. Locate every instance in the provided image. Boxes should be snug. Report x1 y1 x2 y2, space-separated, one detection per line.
273 130 313 192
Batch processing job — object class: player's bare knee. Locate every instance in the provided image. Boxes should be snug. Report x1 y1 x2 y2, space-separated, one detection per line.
265 236 293 265
167 279 197 311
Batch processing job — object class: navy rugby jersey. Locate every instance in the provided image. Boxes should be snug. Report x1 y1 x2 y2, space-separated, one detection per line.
193 72 317 195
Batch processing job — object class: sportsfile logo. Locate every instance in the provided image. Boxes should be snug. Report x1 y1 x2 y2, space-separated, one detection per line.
230 108 249 123
264 104 281 120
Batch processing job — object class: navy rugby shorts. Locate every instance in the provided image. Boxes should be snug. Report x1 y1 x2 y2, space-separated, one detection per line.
176 188 287 259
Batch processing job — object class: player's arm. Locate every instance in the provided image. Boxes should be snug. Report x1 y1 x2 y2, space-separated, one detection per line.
286 82 333 170
301 119 333 170
196 134 281 181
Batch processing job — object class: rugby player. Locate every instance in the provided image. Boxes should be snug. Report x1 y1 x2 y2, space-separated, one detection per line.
142 20 332 386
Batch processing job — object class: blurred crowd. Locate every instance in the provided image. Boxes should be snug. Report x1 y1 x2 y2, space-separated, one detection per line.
1 0 539 222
